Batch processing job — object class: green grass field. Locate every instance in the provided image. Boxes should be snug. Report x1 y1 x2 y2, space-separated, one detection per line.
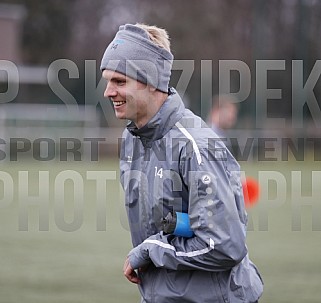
0 158 320 303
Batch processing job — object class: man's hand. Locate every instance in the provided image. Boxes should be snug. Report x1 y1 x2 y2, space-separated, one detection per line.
123 257 141 284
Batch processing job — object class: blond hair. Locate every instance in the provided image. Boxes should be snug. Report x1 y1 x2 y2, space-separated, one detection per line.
135 23 171 52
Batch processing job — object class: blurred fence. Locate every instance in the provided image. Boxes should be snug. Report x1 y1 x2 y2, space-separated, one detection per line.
0 104 122 162
0 103 320 163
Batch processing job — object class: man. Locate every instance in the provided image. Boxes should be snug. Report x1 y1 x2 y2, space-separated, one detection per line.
208 94 240 153
101 23 263 303
209 94 239 139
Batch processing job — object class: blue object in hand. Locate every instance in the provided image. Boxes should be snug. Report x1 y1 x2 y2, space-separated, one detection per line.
174 212 194 238
162 212 194 238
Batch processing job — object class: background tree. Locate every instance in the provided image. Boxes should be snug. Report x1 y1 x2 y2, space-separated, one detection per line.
1 0 320 126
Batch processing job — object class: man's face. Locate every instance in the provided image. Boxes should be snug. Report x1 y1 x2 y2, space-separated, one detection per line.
219 103 238 129
102 70 155 126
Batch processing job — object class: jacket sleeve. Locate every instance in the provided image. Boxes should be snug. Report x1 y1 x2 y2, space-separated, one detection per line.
128 145 248 272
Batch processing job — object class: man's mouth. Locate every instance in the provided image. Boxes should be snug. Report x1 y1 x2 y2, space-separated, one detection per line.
113 101 126 107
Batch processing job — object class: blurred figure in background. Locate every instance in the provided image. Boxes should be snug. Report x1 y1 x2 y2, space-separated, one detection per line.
209 94 239 142
210 94 239 133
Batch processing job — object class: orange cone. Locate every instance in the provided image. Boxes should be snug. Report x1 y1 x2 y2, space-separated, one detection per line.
242 177 260 208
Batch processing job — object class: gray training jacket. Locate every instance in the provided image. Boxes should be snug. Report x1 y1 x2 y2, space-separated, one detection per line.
120 88 263 303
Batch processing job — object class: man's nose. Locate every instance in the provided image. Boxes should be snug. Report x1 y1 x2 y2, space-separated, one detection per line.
104 82 117 98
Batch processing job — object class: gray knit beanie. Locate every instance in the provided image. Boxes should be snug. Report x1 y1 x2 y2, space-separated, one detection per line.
100 24 173 93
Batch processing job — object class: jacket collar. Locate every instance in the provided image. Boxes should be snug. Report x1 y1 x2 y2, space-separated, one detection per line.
127 88 185 146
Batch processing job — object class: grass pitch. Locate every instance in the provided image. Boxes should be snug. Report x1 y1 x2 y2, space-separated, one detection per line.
0 158 320 302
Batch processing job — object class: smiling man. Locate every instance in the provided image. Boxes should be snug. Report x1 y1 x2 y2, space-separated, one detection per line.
103 69 167 128
101 23 263 303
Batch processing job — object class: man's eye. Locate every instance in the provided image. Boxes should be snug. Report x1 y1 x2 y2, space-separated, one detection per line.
117 80 126 85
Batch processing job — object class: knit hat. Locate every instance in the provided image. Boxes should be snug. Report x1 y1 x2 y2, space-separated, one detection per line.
100 24 173 93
